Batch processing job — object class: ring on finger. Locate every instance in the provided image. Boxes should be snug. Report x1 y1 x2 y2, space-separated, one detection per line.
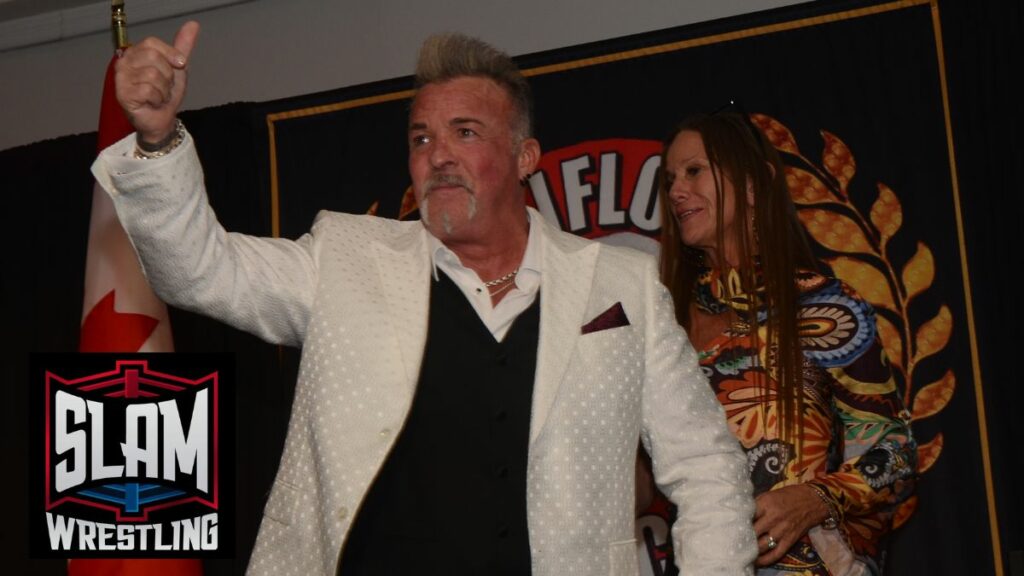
765 534 778 550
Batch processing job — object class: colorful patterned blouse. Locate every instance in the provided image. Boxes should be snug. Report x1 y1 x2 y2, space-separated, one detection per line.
695 268 916 575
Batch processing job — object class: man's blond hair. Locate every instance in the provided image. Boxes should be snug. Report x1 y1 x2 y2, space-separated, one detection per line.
414 33 533 142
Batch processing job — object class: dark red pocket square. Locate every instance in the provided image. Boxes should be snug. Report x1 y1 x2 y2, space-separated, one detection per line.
581 302 630 334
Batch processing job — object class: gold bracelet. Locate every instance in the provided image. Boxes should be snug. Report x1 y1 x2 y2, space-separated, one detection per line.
806 483 841 530
133 119 185 160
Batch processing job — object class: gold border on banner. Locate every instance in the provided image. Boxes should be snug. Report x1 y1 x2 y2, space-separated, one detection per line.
264 3 999 572
927 3 1003 575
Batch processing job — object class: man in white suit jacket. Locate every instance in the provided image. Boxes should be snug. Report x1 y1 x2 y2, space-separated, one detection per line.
94 22 757 575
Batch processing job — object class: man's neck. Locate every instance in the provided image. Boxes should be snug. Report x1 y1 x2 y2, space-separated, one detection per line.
436 210 530 283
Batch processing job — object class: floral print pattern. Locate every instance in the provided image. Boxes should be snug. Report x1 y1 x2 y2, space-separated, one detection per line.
697 271 917 574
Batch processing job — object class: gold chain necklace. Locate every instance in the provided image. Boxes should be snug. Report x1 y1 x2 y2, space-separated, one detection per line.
483 268 519 287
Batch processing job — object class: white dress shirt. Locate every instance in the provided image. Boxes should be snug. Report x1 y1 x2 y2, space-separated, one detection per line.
427 209 543 341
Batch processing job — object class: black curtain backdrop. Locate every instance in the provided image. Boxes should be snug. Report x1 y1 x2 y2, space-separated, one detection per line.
3 0 1020 574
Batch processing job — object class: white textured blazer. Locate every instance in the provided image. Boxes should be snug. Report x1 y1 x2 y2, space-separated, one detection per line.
94 132 756 576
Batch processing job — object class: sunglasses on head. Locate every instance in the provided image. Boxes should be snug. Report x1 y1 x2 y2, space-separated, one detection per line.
710 99 763 144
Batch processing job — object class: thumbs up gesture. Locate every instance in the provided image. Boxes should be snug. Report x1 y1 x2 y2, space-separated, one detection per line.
115 21 200 145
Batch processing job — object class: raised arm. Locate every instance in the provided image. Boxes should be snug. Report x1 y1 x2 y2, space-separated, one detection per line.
92 21 318 346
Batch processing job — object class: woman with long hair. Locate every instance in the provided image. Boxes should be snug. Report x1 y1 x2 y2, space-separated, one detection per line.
653 109 916 574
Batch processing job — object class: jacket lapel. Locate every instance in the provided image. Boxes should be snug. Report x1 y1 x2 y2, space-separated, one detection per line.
530 216 599 446
367 213 600 446
371 224 432 389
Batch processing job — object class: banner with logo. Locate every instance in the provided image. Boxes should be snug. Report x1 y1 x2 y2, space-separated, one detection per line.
249 1 996 574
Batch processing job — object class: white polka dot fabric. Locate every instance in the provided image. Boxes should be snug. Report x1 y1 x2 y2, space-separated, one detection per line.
94 131 757 575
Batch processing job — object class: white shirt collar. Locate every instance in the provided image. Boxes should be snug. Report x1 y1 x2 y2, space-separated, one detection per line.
426 207 544 288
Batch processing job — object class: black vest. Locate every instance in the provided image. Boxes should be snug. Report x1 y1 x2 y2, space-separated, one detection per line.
338 272 539 575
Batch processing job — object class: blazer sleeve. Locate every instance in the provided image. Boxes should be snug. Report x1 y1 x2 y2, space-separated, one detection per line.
638 256 758 575
91 129 318 347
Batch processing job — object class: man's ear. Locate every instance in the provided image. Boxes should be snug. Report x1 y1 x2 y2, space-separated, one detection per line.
518 138 541 181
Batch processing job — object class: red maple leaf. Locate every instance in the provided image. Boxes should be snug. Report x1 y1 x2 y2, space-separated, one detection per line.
79 290 160 352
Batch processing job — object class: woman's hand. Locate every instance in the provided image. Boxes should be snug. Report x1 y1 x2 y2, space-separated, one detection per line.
752 484 831 566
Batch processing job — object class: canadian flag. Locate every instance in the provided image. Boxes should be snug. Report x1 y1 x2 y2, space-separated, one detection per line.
79 54 173 354
69 52 202 576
